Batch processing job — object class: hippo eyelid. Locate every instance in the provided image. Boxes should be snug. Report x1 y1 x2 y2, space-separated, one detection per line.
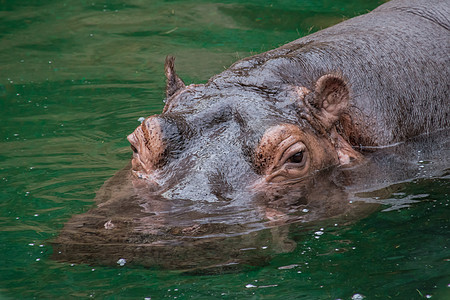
278 142 307 168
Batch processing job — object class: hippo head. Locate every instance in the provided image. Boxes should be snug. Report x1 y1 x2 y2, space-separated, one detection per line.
127 56 362 206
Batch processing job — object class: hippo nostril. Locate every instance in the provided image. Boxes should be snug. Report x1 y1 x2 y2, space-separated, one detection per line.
130 145 138 153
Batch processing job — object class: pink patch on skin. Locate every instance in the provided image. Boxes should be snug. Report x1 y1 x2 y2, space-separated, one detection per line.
254 124 339 184
293 86 311 100
127 117 166 176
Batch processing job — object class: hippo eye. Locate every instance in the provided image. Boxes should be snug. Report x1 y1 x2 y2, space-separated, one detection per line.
288 151 304 164
279 142 307 168
130 145 138 153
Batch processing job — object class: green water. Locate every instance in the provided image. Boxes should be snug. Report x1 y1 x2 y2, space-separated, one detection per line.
1 0 449 299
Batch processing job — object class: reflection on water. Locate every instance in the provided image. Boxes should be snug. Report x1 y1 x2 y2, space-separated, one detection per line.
53 129 449 271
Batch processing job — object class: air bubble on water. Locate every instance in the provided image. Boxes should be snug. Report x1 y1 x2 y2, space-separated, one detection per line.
351 293 365 300
39 245 44 247
70 264 75 267
314 231 324 236
117 258 126 266
245 284 257 288
91 268 95 271
36 258 40 261
34 214 39 217
302 208 309 213
144 297 151 300
138 117 145 123
28 243 34 246
425 295 432 299
261 246 268 249
278 264 299 270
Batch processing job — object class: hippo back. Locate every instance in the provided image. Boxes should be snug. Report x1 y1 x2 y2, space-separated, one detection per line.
220 0 449 145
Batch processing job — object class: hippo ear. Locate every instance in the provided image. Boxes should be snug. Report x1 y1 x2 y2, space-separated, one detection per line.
165 56 186 98
313 74 350 129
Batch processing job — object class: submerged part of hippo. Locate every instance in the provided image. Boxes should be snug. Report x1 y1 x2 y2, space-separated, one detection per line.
54 0 449 270
53 129 449 270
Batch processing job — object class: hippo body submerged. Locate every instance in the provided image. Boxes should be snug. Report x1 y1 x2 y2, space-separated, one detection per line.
54 0 449 269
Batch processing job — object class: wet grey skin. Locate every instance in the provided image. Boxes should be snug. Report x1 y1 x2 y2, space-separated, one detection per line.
53 0 449 270
128 0 449 203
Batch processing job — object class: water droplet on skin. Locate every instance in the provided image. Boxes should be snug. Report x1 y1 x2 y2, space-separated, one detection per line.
117 258 126 266
104 220 115 229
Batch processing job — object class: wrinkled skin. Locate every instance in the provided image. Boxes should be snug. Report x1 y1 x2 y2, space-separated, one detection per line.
53 0 449 270
128 0 449 202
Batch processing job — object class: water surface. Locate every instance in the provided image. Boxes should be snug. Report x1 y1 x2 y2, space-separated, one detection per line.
1 0 449 299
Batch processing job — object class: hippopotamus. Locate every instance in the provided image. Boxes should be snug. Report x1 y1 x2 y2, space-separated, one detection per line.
128 0 448 201
53 0 449 269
